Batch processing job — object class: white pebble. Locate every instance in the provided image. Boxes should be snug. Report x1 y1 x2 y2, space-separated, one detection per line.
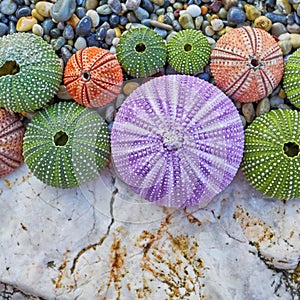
211 18 224 31
278 32 290 41
112 37 120 46
74 36 87 50
186 4 201 17
205 25 215 37
32 23 44 36
86 9 100 27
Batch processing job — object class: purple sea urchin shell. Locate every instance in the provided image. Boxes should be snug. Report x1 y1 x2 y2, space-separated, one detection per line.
111 75 244 208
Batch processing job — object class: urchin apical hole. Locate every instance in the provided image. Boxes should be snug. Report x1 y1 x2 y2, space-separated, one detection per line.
0 60 20 77
283 141 300 157
184 44 192 51
82 71 91 81
251 58 259 67
135 42 146 53
54 131 68 146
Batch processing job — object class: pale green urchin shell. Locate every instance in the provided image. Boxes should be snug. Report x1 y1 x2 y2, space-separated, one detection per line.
0 32 62 113
283 48 300 109
242 109 300 200
23 101 110 189
167 29 211 74
116 28 167 78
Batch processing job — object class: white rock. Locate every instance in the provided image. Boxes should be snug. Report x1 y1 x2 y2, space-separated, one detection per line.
86 9 100 27
186 4 201 17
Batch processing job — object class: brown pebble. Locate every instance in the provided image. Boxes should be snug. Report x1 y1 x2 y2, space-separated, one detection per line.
201 6 208 15
66 14 80 29
150 20 173 31
278 88 286 99
208 0 222 13
123 82 140 96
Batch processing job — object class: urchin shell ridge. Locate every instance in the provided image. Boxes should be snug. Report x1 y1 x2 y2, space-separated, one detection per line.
0 32 62 112
242 109 300 200
23 101 111 189
116 28 167 78
167 29 211 74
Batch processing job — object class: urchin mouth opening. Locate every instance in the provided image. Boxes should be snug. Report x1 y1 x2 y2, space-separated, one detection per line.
0 60 20 77
135 43 146 53
82 71 91 81
248 56 261 70
184 44 192 52
283 141 299 158
54 131 68 146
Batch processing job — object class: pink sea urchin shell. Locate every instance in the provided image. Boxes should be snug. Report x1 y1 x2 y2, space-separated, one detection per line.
0 109 25 177
210 26 284 103
111 75 244 208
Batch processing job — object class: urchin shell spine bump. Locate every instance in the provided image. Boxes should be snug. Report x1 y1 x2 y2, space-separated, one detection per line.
0 32 62 112
116 28 167 78
23 101 111 189
167 29 211 75
242 109 300 200
210 26 284 103
0 109 25 177
64 46 123 108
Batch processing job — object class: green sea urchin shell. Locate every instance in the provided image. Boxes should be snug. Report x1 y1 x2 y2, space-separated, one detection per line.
0 33 62 113
167 29 211 74
23 101 110 189
283 48 300 109
242 109 300 200
116 28 167 78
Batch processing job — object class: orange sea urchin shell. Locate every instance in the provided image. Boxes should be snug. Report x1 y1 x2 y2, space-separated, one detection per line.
0 109 25 177
64 46 123 108
210 26 284 103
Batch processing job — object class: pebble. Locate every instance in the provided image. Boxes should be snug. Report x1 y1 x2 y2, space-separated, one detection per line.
41 18 55 35
15 6 31 19
74 36 87 49
270 96 284 108
186 4 201 17
63 24 74 40
31 9 44 22
254 16 272 31
134 7 149 20
278 103 291 110
97 4 112 15
61 46 73 63
242 103 255 123
227 7 246 25
276 0 292 14
86 9 100 27
265 12 287 24
35 1 53 17
126 0 141 10
290 33 300 48
32 23 44 36
76 16 92 36
56 85 72 100
0 23 8 36
50 0 76 22
195 15 203 29
85 0 98 10
67 14 80 29
179 13 195 29
278 39 293 54
287 23 300 33
278 32 290 40
123 81 140 95
52 36 66 51
0 0 17 15
211 18 224 31
141 0 154 13
76 7 86 19
271 22 287 36
108 0 122 14
154 27 167 37
105 28 116 45
150 19 172 30
16 16 37 32
151 0 165 6
256 97 270 116
172 20 181 31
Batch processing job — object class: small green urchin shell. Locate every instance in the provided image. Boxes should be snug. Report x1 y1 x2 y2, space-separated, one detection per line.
167 29 211 74
242 109 300 200
23 101 110 189
283 48 300 109
0 32 62 113
116 28 167 78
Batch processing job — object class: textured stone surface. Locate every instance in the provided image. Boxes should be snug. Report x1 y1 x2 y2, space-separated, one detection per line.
0 162 300 299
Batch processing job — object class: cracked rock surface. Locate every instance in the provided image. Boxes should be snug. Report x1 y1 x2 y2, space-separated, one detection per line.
0 164 299 299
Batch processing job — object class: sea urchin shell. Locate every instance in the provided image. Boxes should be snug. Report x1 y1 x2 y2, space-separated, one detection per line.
64 46 123 108
116 28 167 78
283 48 300 109
23 101 111 189
167 29 211 74
111 75 244 208
242 109 300 200
210 26 284 103
0 109 25 177
0 32 62 112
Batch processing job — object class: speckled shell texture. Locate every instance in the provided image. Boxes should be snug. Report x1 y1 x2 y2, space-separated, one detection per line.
283 48 300 109
116 28 167 78
0 32 62 112
167 29 211 74
64 46 123 108
242 109 300 200
0 109 25 177
210 26 284 103
111 75 244 208
23 101 111 189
